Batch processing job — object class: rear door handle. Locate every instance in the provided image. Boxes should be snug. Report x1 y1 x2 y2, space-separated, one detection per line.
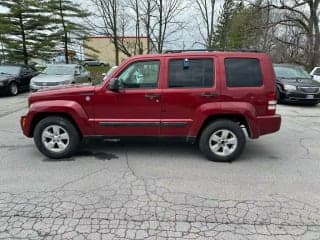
144 93 161 99
200 92 218 97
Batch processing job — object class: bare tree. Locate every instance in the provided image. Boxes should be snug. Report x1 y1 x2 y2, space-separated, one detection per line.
194 0 216 49
260 0 320 69
152 0 186 52
140 0 157 53
91 0 120 65
126 0 144 54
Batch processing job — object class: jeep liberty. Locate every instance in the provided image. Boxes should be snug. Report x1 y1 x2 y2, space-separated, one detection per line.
21 50 281 162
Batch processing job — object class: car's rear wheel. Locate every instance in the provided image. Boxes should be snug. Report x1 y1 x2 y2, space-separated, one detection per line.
199 120 246 162
8 82 18 96
34 116 80 159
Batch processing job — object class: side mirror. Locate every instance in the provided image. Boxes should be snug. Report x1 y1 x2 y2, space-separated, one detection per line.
102 73 106 77
108 78 121 91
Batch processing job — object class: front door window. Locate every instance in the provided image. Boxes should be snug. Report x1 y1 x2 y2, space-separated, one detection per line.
118 61 160 89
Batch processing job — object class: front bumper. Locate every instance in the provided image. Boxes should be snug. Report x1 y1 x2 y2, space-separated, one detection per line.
280 89 320 103
20 113 33 137
30 84 51 91
30 82 69 91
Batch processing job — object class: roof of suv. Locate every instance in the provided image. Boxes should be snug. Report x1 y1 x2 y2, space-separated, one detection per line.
131 50 269 60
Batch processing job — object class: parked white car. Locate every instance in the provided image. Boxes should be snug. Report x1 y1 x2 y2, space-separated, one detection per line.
310 67 320 83
30 64 91 91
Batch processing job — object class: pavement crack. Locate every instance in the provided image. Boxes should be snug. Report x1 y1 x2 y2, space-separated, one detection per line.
51 166 110 191
299 138 311 156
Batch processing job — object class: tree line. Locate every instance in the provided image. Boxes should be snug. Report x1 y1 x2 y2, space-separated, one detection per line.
0 0 319 70
0 0 90 65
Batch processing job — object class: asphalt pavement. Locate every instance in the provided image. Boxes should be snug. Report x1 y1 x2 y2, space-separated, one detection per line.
0 93 320 239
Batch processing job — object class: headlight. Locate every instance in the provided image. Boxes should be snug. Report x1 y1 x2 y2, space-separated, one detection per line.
0 80 8 86
283 84 296 91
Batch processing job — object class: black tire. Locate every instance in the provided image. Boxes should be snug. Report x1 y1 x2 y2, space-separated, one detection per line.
276 88 282 104
100 63 105 67
199 120 246 162
8 82 18 96
33 116 80 159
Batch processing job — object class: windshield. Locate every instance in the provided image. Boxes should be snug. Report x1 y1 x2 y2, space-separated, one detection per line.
0 66 20 75
106 66 118 77
274 65 311 79
42 65 75 75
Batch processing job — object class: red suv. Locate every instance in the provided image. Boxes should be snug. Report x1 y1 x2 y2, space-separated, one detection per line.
21 50 281 162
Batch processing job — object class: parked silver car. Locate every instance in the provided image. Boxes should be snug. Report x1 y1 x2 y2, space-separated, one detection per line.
310 67 320 83
30 64 90 91
83 59 108 67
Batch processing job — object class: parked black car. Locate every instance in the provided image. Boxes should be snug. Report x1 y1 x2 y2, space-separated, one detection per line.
0 64 38 96
274 64 320 105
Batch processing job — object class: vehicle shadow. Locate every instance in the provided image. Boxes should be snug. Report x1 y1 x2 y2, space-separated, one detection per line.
43 138 203 162
42 138 280 164
278 102 319 107
0 91 30 98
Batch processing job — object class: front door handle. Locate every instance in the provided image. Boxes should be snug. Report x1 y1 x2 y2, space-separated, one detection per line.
200 92 218 97
144 93 161 99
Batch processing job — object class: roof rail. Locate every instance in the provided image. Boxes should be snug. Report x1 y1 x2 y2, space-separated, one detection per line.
164 49 262 53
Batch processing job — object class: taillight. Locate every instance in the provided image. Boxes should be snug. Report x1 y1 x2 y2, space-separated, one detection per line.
268 100 277 110
267 92 277 112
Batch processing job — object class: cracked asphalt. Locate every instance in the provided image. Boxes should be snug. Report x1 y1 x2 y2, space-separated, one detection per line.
0 93 320 239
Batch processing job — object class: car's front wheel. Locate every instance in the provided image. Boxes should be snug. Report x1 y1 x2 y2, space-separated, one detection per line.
199 120 246 162
276 87 282 104
34 116 80 159
8 82 18 96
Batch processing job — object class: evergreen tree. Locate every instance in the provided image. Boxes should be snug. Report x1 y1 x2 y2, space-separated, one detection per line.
0 0 58 64
213 0 243 49
227 4 264 49
46 0 91 64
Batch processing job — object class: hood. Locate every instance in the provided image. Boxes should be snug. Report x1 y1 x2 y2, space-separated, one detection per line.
276 77 320 87
0 73 14 81
29 84 96 105
31 74 74 82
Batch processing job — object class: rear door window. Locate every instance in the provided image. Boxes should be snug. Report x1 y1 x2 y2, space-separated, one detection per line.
225 58 263 87
168 59 214 88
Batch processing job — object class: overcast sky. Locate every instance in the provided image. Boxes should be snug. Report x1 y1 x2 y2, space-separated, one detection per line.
0 0 224 50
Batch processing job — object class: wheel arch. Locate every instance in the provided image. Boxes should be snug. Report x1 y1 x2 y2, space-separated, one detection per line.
196 114 252 140
29 112 82 138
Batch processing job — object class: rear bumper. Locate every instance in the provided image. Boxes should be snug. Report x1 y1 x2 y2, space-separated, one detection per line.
251 114 281 138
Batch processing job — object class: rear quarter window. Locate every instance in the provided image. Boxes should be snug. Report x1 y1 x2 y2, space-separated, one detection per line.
225 58 263 87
